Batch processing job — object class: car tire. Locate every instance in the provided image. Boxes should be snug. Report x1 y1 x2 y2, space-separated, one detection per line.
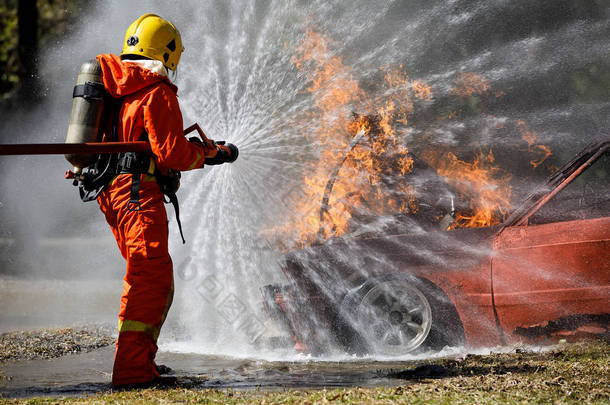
335 276 464 356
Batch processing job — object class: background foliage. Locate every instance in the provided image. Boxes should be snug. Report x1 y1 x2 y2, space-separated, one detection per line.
0 0 85 103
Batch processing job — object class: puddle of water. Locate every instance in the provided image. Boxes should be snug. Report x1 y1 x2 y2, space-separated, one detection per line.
0 346 419 398
0 346 113 398
0 330 554 399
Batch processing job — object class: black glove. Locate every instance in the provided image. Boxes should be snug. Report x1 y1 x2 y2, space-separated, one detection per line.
204 141 239 165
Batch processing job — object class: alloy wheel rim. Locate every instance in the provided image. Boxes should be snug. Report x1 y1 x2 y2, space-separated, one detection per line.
356 280 433 355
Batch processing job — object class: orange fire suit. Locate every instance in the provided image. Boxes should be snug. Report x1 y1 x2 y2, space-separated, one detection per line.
95 54 205 386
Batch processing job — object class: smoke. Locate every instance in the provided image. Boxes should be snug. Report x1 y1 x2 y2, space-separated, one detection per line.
0 0 608 355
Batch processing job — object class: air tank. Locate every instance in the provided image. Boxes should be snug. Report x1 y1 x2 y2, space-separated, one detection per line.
65 59 107 169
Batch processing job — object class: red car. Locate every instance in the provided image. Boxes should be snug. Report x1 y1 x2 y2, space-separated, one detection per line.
262 138 610 355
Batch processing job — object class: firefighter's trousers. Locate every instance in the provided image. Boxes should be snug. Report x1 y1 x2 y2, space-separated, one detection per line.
98 174 174 386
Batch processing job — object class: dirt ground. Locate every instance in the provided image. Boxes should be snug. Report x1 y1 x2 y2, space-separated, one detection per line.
0 326 114 364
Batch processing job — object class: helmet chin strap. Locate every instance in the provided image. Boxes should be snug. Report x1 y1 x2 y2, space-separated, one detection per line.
168 67 179 83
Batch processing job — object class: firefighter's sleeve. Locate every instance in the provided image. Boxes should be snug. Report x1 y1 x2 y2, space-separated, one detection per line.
142 84 205 171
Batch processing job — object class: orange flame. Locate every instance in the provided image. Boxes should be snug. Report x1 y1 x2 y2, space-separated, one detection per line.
518 120 552 168
265 29 553 248
268 31 431 248
450 72 490 98
423 149 512 228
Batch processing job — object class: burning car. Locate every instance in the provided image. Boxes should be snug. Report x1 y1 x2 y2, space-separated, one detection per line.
262 138 610 355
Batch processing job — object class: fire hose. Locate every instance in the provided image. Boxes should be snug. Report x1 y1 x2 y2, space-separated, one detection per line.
0 123 238 163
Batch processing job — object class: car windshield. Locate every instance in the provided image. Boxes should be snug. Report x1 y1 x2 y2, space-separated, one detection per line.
528 150 609 224
503 140 609 227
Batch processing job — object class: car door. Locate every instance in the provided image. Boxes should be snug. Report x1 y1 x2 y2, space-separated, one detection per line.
491 148 610 342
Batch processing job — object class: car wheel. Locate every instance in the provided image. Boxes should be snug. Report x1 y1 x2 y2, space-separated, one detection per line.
338 277 464 355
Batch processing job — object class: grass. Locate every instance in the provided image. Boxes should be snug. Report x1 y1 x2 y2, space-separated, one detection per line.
1 339 608 404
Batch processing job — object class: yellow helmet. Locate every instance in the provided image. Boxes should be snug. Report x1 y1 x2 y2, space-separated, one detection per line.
121 14 184 71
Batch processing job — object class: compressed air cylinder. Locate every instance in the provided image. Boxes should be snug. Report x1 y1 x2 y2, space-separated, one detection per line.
65 59 106 169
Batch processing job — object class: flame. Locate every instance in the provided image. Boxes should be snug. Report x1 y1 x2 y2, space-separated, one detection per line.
265 29 553 248
423 149 512 228
268 31 431 248
285 30 364 246
450 72 490 98
293 29 363 114
413 80 432 100
518 120 552 168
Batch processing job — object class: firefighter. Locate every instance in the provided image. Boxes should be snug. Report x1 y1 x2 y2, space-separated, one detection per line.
95 14 218 387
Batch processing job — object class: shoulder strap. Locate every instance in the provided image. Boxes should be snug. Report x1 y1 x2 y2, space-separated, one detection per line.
78 97 124 202
111 100 120 141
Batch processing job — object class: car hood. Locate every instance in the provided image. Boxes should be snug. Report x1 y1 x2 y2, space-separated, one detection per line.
281 224 498 291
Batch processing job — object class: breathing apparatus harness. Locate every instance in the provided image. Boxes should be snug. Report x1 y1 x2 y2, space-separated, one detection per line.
72 82 186 243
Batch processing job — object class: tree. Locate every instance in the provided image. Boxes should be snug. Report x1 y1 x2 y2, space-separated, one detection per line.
17 0 39 102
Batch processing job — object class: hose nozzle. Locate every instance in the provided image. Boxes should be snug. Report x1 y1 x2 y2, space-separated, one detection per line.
197 140 239 165
216 141 239 163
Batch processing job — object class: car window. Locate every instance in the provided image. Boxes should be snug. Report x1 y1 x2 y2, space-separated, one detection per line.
529 150 609 225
